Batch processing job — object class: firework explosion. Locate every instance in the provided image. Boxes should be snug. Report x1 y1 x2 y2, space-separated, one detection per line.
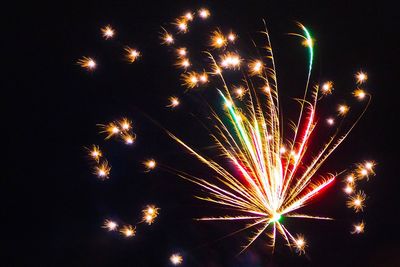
80 7 375 258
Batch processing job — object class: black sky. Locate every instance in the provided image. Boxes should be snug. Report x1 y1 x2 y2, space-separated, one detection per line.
4 1 400 266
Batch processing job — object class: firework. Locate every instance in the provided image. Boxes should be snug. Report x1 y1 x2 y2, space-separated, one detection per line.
103 219 118 231
351 221 365 234
170 253 183 265
120 225 136 237
198 8 210 19
125 47 140 63
167 96 180 108
160 16 375 254
95 161 111 179
144 159 156 171
142 205 160 225
77 56 96 70
101 25 115 39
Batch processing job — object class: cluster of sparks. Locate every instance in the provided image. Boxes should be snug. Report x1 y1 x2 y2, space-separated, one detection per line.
102 205 160 238
79 6 377 260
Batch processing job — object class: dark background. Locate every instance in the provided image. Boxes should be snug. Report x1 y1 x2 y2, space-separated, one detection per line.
4 1 399 266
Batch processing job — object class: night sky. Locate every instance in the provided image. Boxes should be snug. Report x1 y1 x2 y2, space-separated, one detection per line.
5 1 400 266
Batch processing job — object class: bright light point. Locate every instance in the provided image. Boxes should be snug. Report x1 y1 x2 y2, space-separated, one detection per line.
220 52 241 69
168 96 180 108
356 71 368 84
294 235 306 254
271 213 281 222
95 161 111 179
170 254 183 265
124 134 134 144
365 161 374 170
248 60 264 76
112 126 119 134
184 12 193 21
103 219 118 231
181 72 200 88
360 168 368 176
199 8 210 19
346 174 355 183
210 30 227 48
125 47 140 63
352 221 365 234
101 25 115 39
338 105 349 115
177 58 190 69
353 89 366 100
326 117 335 125
267 135 273 141
263 85 271 93
228 32 236 42
89 145 102 162
78 57 96 70
162 32 174 45
177 48 187 57
120 225 136 237
344 185 353 194
199 73 208 83
321 81 333 95
280 146 287 154
142 205 159 225
347 191 366 212
144 159 156 171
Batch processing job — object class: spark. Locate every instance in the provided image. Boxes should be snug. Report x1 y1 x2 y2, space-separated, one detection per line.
77 57 96 70
346 174 355 184
198 8 210 19
95 161 111 179
353 89 366 100
167 96 180 108
365 161 375 171
119 118 132 131
125 47 140 63
176 58 191 69
175 18 188 33
170 253 183 265
122 133 135 145
161 30 174 45
326 117 335 126
142 205 160 225
210 30 227 49
220 52 241 69
347 191 366 212
101 25 115 39
321 81 333 95
233 86 247 99
144 159 156 171
351 221 365 234
176 47 187 57
102 219 118 231
184 12 194 21
248 60 264 75
199 72 208 83
181 71 199 88
89 145 102 162
338 105 349 116
100 122 120 139
344 184 354 194
228 32 236 42
120 225 136 237
294 235 306 254
356 71 368 84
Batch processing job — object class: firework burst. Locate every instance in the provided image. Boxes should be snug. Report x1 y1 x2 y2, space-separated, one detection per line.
159 13 375 254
